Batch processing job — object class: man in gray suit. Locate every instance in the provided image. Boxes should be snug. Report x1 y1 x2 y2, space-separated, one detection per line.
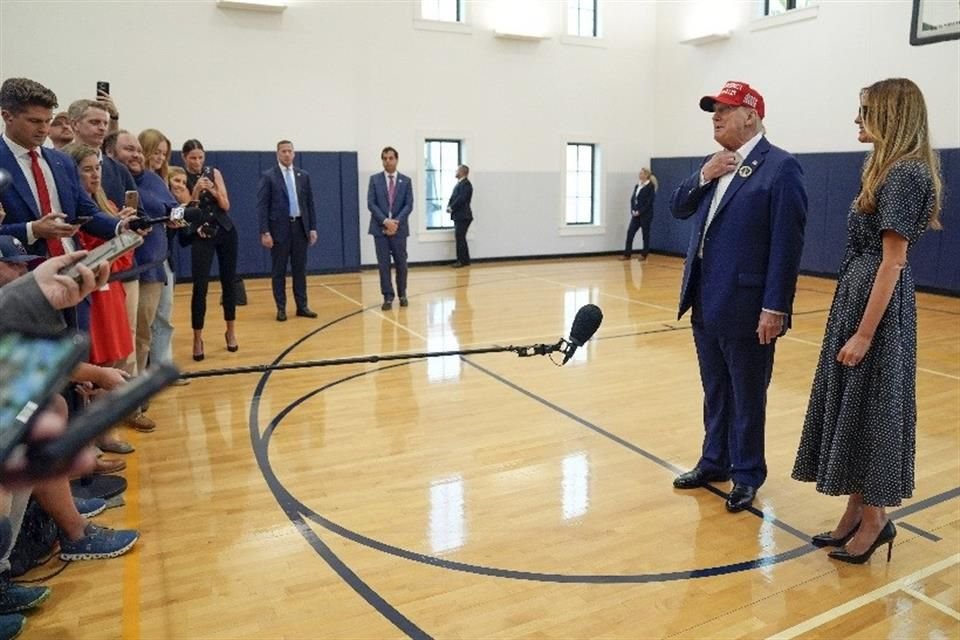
367 146 413 311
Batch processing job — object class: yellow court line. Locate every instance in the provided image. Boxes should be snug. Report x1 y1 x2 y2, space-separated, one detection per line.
767 553 960 640
121 428 142 640
901 586 960 621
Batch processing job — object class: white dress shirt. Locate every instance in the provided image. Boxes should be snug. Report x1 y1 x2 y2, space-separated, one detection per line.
3 133 65 245
384 172 398 217
698 130 763 256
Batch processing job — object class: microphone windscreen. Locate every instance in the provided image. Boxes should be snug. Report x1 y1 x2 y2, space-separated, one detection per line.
167 205 207 224
0 168 12 193
569 304 603 346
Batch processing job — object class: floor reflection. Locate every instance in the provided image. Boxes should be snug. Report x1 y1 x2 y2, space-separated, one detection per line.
562 452 590 520
429 475 466 554
427 295 461 382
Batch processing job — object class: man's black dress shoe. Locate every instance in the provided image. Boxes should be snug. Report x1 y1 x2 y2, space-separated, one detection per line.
452 262 465 268
672 467 730 489
296 308 318 318
381 300 393 311
399 297 409 307
276 310 287 322
725 484 757 512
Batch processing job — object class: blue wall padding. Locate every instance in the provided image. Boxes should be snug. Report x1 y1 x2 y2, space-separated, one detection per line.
168 151 360 280
652 148 959 293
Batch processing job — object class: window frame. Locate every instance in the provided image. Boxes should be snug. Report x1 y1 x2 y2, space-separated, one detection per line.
563 142 601 229
414 0 473 34
417 133 469 239
567 0 599 37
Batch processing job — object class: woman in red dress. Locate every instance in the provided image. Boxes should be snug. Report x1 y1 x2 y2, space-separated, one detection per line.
62 143 135 366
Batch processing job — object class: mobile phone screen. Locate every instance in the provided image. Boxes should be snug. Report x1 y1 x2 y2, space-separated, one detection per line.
96 81 110 96
0 333 88 461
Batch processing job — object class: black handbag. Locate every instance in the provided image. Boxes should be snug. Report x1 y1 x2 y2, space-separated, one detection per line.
221 276 247 306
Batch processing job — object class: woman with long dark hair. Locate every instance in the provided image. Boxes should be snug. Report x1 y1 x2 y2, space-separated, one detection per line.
792 78 943 564
181 139 238 360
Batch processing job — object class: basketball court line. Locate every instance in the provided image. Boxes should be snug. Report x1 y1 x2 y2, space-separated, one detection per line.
322 283 428 342
527 275 678 313
781 335 960 380
121 429 142 640
246 282 959 640
901 586 960 621
767 553 960 639
897 521 943 542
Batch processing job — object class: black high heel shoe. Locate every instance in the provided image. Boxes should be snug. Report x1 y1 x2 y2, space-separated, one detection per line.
225 332 238 353
811 521 861 548
193 340 205 362
828 521 897 564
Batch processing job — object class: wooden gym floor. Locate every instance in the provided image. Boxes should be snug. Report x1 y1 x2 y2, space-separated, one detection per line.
24 255 960 639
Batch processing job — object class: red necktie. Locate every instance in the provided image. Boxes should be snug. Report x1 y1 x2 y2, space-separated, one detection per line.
387 175 396 213
29 149 64 256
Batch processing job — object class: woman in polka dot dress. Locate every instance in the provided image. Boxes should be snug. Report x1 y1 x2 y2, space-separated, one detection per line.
792 78 943 564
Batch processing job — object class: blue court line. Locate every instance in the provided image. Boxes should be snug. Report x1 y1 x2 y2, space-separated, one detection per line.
258 359 823 584
897 522 943 542
890 486 960 520
248 307 433 640
248 294 960 638
461 357 815 544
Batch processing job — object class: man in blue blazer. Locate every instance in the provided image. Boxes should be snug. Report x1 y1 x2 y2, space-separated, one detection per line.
258 140 318 321
0 78 123 256
367 146 413 311
670 81 806 512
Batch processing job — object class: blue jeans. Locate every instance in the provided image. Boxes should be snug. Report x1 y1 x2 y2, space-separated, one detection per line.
149 262 175 365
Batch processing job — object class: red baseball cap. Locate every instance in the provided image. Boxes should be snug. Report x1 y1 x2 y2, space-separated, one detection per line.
700 81 765 119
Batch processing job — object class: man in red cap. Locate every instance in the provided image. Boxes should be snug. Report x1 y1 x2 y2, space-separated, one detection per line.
670 80 807 512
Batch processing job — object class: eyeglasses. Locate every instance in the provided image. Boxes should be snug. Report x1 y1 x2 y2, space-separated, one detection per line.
859 105 869 119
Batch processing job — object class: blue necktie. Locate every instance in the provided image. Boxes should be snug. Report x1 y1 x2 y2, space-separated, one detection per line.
284 167 300 218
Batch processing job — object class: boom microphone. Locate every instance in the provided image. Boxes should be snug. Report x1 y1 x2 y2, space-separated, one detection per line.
180 304 605 379
126 205 207 231
561 303 604 365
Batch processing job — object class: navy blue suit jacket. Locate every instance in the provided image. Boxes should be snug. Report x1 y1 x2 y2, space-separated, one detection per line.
367 172 413 237
0 138 117 255
671 137 807 337
447 178 473 221
256 165 317 242
631 182 655 220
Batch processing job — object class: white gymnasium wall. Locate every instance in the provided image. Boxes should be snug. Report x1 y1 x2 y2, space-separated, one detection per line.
652 0 960 157
0 0 659 265
2 1 956 265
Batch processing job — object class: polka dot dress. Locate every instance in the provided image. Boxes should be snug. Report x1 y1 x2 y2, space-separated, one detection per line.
792 159 936 507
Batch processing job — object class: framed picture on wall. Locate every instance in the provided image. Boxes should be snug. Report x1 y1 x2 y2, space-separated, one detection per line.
910 0 960 45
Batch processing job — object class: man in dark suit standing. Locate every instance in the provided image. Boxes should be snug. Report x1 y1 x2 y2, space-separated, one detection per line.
0 78 127 257
367 146 413 311
446 164 473 268
670 81 806 512
257 140 318 321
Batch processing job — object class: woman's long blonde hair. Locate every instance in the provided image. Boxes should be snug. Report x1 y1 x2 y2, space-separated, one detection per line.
641 167 658 192
856 78 942 229
139 128 172 182
61 142 118 215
